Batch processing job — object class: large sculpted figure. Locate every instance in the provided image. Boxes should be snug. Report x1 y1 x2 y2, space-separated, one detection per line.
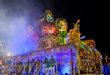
39 10 58 49
55 18 68 45
68 19 80 44
41 10 57 35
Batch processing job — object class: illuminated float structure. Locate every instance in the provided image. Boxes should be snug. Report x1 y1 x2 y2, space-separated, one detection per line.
2 10 102 75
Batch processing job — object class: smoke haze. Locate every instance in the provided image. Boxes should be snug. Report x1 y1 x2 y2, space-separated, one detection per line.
0 0 48 56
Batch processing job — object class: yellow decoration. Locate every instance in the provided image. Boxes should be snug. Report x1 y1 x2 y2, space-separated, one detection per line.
68 19 81 43
55 18 68 45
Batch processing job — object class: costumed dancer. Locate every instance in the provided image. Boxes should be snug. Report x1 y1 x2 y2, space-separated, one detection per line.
50 56 55 75
44 57 50 75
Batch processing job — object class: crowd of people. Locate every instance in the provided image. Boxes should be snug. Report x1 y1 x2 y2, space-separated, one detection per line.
1 56 56 75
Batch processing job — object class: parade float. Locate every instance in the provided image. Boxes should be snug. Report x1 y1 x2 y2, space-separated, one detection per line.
1 10 102 75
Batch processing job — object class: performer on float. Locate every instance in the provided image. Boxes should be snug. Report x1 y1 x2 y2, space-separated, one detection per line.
55 18 68 45
44 57 50 75
50 56 56 75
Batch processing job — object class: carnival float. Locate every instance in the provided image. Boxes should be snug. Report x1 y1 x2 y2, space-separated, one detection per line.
0 10 102 75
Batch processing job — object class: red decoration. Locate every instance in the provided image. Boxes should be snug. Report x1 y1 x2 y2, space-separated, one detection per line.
42 25 57 35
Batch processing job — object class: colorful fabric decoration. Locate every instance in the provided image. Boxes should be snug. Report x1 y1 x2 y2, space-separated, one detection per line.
55 18 68 45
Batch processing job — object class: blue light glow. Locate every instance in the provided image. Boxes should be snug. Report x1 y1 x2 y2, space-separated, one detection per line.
62 63 70 74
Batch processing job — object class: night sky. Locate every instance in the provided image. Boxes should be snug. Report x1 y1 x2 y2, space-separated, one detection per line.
45 0 110 57
0 0 109 57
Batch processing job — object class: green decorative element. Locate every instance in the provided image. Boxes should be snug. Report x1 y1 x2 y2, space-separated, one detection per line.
50 57 55 67
59 30 67 38
59 36 64 45
55 18 67 45
80 43 88 51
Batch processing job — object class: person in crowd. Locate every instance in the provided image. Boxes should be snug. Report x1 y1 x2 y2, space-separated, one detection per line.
4 63 9 74
28 61 32 75
30 59 35 75
23 62 27 75
35 59 41 75
17 62 23 75
24 60 28 75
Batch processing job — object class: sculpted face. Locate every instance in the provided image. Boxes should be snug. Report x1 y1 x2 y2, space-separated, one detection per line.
46 13 54 23
58 20 67 31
